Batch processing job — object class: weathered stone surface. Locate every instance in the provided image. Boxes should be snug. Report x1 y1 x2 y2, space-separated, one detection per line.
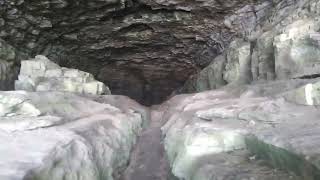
252 30 276 81
181 55 226 93
161 78 320 180
0 39 24 90
274 19 320 79
181 39 251 93
182 0 320 94
0 0 275 105
15 55 110 95
284 81 320 105
0 91 147 180
223 39 251 84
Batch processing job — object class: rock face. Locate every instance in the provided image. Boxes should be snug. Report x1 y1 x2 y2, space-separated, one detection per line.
161 78 320 180
181 0 320 93
0 91 147 180
0 0 277 105
2 0 320 180
15 55 110 95
182 55 226 93
274 19 320 79
0 39 26 90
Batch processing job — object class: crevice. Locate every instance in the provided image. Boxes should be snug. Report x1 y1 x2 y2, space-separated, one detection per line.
293 74 320 79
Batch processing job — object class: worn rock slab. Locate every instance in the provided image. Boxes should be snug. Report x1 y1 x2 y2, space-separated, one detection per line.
161 79 320 180
0 91 147 180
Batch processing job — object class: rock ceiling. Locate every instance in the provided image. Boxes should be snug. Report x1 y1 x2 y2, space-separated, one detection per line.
0 0 267 105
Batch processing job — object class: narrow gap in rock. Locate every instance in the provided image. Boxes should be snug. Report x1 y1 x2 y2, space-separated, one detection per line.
294 74 320 79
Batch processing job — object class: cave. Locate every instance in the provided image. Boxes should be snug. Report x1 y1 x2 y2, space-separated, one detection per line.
2 0 320 180
0 0 261 105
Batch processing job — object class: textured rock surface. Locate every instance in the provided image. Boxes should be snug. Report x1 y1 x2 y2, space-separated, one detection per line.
1 0 320 179
0 91 147 180
15 55 110 95
284 81 320 105
274 19 320 79
181 0 320 93
0 0 277 105
161 78 320 180
0 39 25 90
181 55 226 93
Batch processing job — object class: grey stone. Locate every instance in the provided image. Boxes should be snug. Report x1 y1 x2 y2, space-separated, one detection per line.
181 55 226 93
0 91 147 180
15 55 111 95
223 39 251 84
274 19 320 79
160 80 320 180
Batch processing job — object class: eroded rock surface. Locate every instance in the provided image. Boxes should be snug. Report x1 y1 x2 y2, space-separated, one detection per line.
0 0 278 105
0 91 147 180
0 39 26 90
161 79 320 180
181 0 320 93
15 55 110 95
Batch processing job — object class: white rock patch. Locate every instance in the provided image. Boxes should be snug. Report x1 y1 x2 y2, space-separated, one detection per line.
15 55 110 95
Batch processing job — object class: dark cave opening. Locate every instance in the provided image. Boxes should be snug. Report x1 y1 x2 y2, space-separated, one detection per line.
96 65 190 106
0 0 228 106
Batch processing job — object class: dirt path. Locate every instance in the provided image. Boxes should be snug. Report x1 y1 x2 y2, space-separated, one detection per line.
118 106 174 180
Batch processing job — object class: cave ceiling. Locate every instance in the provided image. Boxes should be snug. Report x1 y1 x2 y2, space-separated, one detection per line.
0 0 265 105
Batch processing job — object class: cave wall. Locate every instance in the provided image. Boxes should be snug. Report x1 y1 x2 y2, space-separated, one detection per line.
181 0 320 93
0 0 273 105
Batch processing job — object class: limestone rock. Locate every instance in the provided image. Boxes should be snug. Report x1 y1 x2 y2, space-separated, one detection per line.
223 39 251 84
181 39 252 93
0 0 273 105
251 30 276 81
161 79 320 180
274 19 320 79
0 92 40 117
15 55 111 95
284 81 320 105
0 91 147 180
0 39 15 62
181 55 226 93
0 39 22 90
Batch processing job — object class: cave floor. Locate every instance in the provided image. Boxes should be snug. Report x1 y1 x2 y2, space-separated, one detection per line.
118 105 175 180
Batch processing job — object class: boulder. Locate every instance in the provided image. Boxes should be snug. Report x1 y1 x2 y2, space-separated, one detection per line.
15 55 111 95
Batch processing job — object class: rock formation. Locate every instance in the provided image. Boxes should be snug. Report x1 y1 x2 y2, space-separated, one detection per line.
0 91 147 180
161 79 320 180
0 39 25 90
0 0 276 105
15 55 110 95
181 0 320 93
1 0 320 180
